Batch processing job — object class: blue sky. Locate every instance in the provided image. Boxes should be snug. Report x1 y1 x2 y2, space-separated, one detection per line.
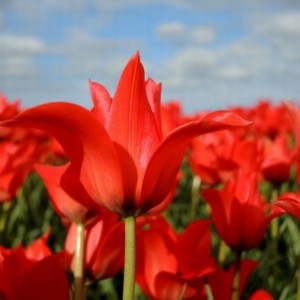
1 0 300 112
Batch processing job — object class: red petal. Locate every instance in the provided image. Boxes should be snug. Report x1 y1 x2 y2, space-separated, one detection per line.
89 80 112 126
145 78 163 138
35 163 98 223
65 211 122 279
203 184 273 251
107 53 161 204
2 102 124 214
178 220 216 277
249 290 274 300
208 259 258 300
275 192 300 219
90 220 125 279
141 110 252 213
25 232 52 261
136 217 178 298
0 246 32 299
155 272 205 299
202 189 235 247
285 102 300 152
20 253 70 300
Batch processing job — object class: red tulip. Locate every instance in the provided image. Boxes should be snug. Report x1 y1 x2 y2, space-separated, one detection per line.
0 94 61 202
136 216 216 299
189 130 239 185
0 53 251 217
202 170 284 251
230 100 293 139
284 102 300 152
65 211 124 280
0 133 54 202
207 260 258 300
261 134 294 183
0 235 69 300
284 102 300 184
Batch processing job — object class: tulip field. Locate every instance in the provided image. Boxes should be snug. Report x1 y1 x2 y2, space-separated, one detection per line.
0 53 300 300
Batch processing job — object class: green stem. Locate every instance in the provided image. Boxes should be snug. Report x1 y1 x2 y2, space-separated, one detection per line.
231 252 242 300
270 188 279 289
190 175 201 220
0 202 12 243
122 216 136 300
297 255 300 300
218 240 229 267
204 282 214 300
74 222 85 300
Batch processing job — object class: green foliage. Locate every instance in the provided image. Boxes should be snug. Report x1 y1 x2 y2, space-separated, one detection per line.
0 172 66 250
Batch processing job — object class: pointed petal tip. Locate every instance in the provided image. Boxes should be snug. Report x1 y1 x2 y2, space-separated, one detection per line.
134 51 140 59
129 51 142 66
205 110 253 127
146 77 162 87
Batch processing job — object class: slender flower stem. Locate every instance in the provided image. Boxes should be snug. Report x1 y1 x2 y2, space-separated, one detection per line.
204 281 214 300
297 255 300 300
190 175 201 221
74 222 85 300
218 240 229 267
270 188 279 289
0 202 12 243
123 216 136 300
231 251 242 300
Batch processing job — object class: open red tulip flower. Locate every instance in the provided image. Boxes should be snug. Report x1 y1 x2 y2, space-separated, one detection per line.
0 53 251 217
65 211 124 280
207 259 258 300
231 100 293 139
136 216 216 299
0 234 69 300
258 101 293 138
0 94 62 202
202 170 284 252
284 102 300 184
260 133 295 184
0 133 55 202
189 130 240 186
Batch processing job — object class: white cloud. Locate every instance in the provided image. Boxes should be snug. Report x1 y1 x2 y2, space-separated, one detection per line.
249 11 300 71
190 26 216 44
214 65 250 79
1 0 300 112
0 34 45 54
155 15 300 112
158 38 265 89
156 22 186 39
257 12 300 38
52 29 144 88
218 39 270 60
163 47 218 83
0 34 45 78
156 22 216 44
0 56 38 76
